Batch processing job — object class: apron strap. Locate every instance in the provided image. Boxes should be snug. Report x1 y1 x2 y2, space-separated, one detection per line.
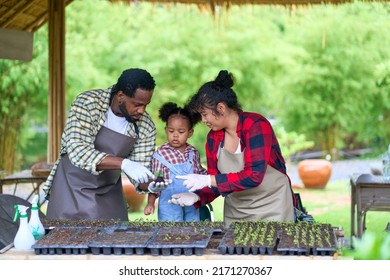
153 150 194 175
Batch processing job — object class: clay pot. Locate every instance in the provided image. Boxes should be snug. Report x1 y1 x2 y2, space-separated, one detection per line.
121 176 146 212
297 159 332 189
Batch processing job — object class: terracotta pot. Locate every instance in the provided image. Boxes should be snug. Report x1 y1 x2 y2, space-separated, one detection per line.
297 159 332 189
122 176 146 212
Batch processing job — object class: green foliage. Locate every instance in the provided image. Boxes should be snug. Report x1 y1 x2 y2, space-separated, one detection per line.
274 125 315 163
275 3 390 155
343 232 390 260
2 1 390 171
0 26 48 171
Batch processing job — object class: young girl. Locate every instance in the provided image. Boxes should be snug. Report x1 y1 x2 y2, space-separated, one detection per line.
144 102 207 222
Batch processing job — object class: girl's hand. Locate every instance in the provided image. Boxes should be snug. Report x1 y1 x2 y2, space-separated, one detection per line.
144 205 155 215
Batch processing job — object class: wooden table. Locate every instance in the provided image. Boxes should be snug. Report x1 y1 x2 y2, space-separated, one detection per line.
350 173 390 240
0 170 47 201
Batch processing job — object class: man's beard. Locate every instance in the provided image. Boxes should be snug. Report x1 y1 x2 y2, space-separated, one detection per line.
119 102 138 123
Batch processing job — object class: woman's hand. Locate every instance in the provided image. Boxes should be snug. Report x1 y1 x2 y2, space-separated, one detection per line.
176 174 211 192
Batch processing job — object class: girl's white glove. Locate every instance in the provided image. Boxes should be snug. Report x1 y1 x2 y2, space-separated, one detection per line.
168 192 199 207
176 174 211 192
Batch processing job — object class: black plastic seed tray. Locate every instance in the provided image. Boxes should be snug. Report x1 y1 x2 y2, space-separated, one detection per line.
218 227 276 256
147 226 214 256
88 225 158 255
33 227 99 255
311 247 337 256
276 224 338 256
218 237 275 256
277 246 336 256
219 243 275 256
276 247 310 256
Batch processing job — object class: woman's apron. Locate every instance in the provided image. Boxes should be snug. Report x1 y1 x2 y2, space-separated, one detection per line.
46 126 137 221
219 148 294 227
153 151 199 222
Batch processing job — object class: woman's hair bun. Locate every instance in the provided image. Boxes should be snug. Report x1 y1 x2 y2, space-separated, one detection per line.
214 70 234 89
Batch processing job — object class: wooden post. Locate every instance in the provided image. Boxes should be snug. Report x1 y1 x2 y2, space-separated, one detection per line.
48 0 66 163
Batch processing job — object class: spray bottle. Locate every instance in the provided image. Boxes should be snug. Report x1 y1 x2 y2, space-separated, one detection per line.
28 194 45 240
13 205 36 250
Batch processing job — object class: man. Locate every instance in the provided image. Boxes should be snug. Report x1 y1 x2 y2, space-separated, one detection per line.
44 68 166 221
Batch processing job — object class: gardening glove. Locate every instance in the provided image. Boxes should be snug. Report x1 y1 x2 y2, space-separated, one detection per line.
147 179 172 193
176 174 211 192
168 192 199 207
121 159 155 184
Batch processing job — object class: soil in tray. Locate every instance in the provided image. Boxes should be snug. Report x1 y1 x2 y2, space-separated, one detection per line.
277 223 337 256
219 221 279 256
218 220 338 256
207 230 226 250
147 226 214 256
33 227 99 255
41 218 122 229
88 226 158 255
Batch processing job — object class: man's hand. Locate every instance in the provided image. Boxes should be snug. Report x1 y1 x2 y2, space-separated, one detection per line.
168 192 199 207
147 179 172 193
121 159 155 184
176 174 211 192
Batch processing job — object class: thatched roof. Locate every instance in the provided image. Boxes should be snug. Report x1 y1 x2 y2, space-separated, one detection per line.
0 0 381 33
0 0 73 32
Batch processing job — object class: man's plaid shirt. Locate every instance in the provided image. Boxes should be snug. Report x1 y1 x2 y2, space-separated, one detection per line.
43 86 156 197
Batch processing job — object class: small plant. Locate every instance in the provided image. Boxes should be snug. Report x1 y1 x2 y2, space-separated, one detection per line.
343 232 390 260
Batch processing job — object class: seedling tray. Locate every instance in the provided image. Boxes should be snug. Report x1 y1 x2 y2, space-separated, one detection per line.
276 224 337 256
218 222 278 256
147 226 214 256
33 227 99 255
218 230 276 256
89 225 158 255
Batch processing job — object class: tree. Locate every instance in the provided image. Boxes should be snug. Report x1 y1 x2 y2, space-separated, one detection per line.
0 26 48 173
275 3 390 158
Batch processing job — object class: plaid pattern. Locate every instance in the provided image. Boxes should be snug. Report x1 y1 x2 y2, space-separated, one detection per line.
152 143 207 180
196 111 289 205
43 86 156 197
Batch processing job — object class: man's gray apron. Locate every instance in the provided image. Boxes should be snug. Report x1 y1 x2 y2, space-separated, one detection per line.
46 126 137 221
219 147 294 227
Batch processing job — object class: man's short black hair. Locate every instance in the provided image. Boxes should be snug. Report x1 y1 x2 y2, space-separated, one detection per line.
111 68 156 100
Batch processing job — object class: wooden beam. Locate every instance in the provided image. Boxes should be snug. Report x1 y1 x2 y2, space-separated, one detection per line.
0 27 33 61
48 0 66 163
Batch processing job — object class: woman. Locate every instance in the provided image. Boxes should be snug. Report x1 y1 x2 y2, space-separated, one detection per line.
170 70 295 226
